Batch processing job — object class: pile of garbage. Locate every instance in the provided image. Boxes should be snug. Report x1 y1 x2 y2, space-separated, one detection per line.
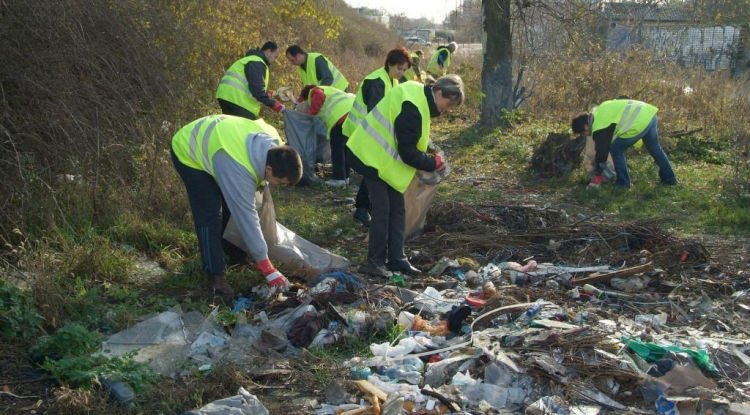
97 204 750 414
529 133 586 178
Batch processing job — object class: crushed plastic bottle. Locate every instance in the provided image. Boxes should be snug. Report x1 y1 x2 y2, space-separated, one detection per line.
515 299 545 325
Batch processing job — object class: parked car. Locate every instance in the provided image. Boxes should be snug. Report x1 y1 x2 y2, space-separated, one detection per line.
405 36 431 46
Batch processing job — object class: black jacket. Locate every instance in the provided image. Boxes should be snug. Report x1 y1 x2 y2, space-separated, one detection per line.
394 85 440 172
592 121 616 172
243 48 277 108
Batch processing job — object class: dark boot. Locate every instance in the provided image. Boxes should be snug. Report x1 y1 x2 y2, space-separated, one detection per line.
209 274 235 302
353 207 371 228
388 260 422 276
358 261 391 278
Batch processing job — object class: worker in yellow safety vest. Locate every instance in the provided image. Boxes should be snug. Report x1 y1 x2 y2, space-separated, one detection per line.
216 41 285 120
402 50 423 82
571 98 677 188
171 115 302 301
426 42 456 79
346 75 465 278
297 85 355 187
285 45 349 91
343 47 412 228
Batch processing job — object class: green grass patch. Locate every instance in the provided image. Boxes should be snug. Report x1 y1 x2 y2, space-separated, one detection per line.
0 280 43 338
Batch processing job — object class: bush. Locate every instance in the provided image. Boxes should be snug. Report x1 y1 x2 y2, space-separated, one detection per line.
0 280 42 338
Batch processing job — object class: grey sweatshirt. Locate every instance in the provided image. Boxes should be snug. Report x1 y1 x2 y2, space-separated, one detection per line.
212 133 277 262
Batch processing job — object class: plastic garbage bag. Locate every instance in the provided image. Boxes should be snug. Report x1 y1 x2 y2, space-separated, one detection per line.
184 387 269 415
283 108 329 183
224 186 350 281
623 337 718 373
404 147 450 240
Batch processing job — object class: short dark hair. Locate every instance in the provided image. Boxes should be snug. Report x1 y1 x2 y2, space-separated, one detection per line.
385 47 411 69
415 50 424 56
571 112 589 134
261 41 278 51
286 45 305 56
266 146 302 184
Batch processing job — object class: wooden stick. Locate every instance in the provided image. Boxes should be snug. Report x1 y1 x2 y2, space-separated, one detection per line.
340 408 373 415
353 380 388 401
572 262 653 285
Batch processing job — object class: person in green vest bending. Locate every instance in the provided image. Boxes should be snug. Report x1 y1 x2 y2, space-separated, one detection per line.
216 41 285 120
171 115 303 301
343 47 412 227
298 85 355 186
571 99 677 188
426 42 457 79
285 45 349 91
402 50 423 82
346 75 465 278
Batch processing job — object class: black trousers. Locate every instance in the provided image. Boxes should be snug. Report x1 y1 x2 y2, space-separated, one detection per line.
347 148 406 266
171 149 246 276
330 123 350 180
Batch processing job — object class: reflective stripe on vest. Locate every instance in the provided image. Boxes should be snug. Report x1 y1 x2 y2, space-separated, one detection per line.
298 52 349 91
215 55 268 117
346 81 430 193
342 67 397 137
592 99 658 140
313 86 355 137
172 115 282 185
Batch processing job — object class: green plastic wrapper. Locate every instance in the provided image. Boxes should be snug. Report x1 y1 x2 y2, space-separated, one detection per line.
622 337 718 373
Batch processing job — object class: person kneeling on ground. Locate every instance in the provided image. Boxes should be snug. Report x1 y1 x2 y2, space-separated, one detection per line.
171 115 302 301
298 85 355 187
571 98 677 188
346 75 465 278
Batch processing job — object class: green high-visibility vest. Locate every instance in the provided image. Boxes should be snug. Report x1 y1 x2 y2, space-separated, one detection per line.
308 86 354 137
171 115 281 186
592 99 658 140
297 52 349 91
403 53 421 81
215 55 268 118
342 67 397 137
346 81 430 193
426 47 451 76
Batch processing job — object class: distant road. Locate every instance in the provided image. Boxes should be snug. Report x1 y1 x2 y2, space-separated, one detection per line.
457 43 482 56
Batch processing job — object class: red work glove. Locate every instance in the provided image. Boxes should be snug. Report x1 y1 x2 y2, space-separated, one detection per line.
271 101 285 113
434 153 446 172
588 174 603 188
257 258 290 290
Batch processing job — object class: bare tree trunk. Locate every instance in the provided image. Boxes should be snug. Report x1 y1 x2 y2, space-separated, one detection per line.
480 0 513 127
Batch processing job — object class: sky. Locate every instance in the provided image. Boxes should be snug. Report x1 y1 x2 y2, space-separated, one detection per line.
343 0 456 23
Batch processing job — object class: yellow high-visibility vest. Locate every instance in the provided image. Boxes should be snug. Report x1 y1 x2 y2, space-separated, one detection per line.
592 99 658 140
307 86 355 137
342 67 397 137
346 81 430 193
171 115 281 185
426 47 451 76
215 55 268 117
297 52 349 91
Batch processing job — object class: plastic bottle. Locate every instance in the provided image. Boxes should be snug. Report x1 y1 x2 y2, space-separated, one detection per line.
384 367 422 385
515 299 545 325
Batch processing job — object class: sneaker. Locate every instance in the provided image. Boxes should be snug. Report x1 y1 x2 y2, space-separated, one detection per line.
353 207 371 228
325 178 349 187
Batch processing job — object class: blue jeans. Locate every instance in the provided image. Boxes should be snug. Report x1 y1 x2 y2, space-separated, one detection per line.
609 117 677 187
